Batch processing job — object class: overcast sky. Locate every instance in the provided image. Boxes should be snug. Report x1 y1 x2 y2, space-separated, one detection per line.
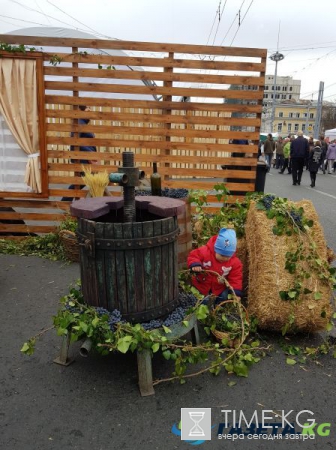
1 0 336 102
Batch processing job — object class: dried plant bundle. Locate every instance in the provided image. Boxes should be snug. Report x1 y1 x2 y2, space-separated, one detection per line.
81 166 109 198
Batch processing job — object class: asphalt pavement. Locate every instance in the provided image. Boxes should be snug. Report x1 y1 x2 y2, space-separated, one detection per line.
0 168 335 450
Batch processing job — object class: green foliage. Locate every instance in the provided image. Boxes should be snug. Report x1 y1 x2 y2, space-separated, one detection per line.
98 64 116 70
280 338 336 365
58 215 78 233
21 284 268 384
0 42 37 53
189 183 249 246
49 54 63 66
0 233 66 261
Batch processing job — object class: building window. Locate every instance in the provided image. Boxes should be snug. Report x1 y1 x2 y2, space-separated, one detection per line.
277 86 281 91
287 123 292 132
276 94 280 99
294 123 299 131
281 94 286 99
296 113 300 118
264 94 268 98
282 86 287 91
289 112 293 118
303 112 308 118
289 87 293 91
309 113 314 119
302 124 306 131
264 86 268 90
278 123 282 132
289 95 292 99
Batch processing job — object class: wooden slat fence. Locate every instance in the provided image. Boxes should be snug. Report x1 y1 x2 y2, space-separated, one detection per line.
0 35 266 236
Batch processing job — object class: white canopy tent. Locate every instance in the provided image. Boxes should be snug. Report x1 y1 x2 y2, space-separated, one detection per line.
324 128 336 141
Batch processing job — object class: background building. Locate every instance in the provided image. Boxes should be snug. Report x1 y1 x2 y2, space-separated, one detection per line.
260 75 318 134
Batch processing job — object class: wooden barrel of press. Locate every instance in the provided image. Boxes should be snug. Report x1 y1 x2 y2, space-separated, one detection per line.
77 216 180 323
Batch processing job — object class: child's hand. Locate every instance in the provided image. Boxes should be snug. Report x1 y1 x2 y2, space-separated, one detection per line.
191 266 202 272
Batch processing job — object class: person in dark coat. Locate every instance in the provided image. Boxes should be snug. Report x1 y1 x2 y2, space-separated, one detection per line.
319 135 328 174
263 133 275 172
62 105 98 201
308 140 323 188
290 131 309 185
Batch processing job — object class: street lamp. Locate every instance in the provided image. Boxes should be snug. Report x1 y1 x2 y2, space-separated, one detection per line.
269 51 285 133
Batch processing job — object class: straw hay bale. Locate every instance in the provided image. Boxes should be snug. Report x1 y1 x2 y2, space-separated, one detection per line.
246 199 332 333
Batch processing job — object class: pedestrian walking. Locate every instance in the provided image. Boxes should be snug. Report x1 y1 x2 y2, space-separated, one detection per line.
306 136 314 170
290 131 309 185
308 140 323 188
319 135 328 174
279 136 293 174
326 140 336 174
275 136 284 170
263 133 275 172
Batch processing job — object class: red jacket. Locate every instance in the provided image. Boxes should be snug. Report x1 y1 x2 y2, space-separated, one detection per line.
187 236 243 296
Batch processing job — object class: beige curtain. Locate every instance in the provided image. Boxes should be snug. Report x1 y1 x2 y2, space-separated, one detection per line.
0 58 41 193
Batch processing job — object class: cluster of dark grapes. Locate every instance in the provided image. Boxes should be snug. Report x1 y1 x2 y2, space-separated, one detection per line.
136 188 189 199
262 194 276 210
107 309 123 331
140 319 163 331
178 291 198 309
95 307 110 317
88 291 198 332
93 307 124 331
163 306 187 327
289 209 303 229
161 188 189 199
140 291 198 330
65 301 83 314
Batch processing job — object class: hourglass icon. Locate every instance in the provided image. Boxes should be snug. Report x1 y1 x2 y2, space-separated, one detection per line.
188 411 205 437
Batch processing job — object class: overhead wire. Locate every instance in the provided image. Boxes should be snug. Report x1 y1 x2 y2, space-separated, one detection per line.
7 0 99 35
211 0 228 46
227 0 254 47
34 0 51 25
0 14 51 28
46 0 117 39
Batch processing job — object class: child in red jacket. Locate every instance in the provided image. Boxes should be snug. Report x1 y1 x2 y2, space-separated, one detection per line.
187 228 243 303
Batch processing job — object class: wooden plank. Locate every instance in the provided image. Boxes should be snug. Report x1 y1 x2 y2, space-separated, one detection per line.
95 221 107 309
47 128 260 143
0 199 70 209
133 222 146 315
142 220 154 313
46 111 261 127
104 222 118 312
0 212 65 221
122 222 136 315
114 222 128 313
48 166 257 179
0 35 266 58
45 66 266 86
0 224 56 233
44 81 264 100
36 57 49 195
47 150 258 165
45 95 263 114
153 219 163 310
42 52 265 72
